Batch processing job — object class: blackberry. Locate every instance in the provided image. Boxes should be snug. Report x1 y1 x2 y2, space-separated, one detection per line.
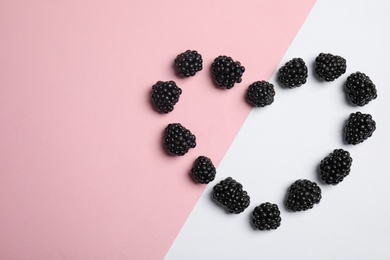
174 50 203 77
151 81 182 114
211 55 245 89
163 123 196 156
314 53 347 81
246 81 275 107
345 112 376 145
345 72 377 106
285 179 322 212
212 177 250 214
191 156 216 184
320 149 353 185
277 58 308 88
252 202 281 230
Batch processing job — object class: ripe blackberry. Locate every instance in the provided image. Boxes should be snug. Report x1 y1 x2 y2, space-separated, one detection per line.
285 179 322 212
252 202 281 231
151 81 182 114
211 55 245 89
277 58 308 88
246 81 275 107
320 149 353 185
163 123 196 156
314 53 347 81
212 177 250 214
174 50 203 77
345 112 376 145
191 156 216 184
345 72 377 106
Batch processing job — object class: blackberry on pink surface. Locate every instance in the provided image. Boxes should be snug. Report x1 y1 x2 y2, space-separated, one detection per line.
174 50 203 77
211 55 245 89
151 81 182 114
163 123 196 156
191 156 216 184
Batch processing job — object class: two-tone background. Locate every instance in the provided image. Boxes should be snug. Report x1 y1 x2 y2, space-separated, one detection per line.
1 0 389 259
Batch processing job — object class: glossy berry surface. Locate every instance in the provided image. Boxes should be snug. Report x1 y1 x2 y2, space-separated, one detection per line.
213 177 250 214
285 179 322 212
345 112 376 145
252 202 281 230
191 156 216 184
345 72 377 106
163 123 196 156
278 57 308 88
246 81 276 107
315 53 347 81
151 81 182 114
320 149 353 185
174 50 203 77
211 55 245 89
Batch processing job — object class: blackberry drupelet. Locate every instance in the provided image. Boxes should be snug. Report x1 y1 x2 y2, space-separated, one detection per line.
277 57 308 88
151 81 182 114
163 123 196 156
320 149 353 185
174 50 203 77
285 179 322 212
191 156 216 184
345 72 377 106
345 112 376 145
212 177 250 214
314 53 347 81
211 55 245 89
246 81 276 107
252 202 281 230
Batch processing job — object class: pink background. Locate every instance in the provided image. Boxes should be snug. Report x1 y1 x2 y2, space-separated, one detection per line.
0 0 315 259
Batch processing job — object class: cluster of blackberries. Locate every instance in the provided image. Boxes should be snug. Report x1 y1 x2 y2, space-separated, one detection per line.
152 50 280 114
278 53 377 145
151 49 379 232
150 50 202 115
224 53 376 230
278 53 377 106
277 53 345 88
151 50 246 160
211 177 283 230
151 50 246 116
283 147 352 213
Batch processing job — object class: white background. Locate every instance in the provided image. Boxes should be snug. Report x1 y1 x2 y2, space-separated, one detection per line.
166 0 390 259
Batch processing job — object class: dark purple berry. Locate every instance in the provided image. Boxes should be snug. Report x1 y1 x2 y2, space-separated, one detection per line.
211 55 245 89
163 123 196 156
